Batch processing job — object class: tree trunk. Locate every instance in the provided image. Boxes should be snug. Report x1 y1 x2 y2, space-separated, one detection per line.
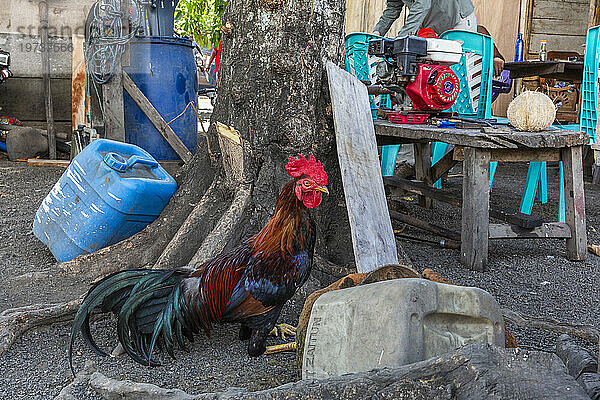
60 0 355 284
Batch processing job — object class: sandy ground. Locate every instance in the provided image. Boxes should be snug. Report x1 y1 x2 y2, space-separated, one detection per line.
0 148 598 399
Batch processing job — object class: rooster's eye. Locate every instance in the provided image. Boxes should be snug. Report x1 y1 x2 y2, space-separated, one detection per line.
303 180 311 187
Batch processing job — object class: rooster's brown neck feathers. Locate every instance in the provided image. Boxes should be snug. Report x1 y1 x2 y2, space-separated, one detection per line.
250 179 311 257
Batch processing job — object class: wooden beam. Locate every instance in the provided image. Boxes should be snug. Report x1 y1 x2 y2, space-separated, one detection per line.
102 73 125 141
589 0 600 28
523 0 534 56
384 176 543 229
39 1 56 159
122 72 193 163
326 61 399 273
71 34 86 132
389 210 461 242
461 147 491 270
101 0 130 142
121 0 131 67
562 145 587 260
374 120 589 149
385 176 460 207
27 159 70 167
453 146 561 162
431 148 458 183
414 142 432 208
489 222 571 239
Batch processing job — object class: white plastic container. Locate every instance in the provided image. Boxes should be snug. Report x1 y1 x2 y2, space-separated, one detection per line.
302 278 505 379
422 38 463 65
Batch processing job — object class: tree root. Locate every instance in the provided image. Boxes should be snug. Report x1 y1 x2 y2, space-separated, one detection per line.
502 308 599 344
89 371 198 400
54 360 97 400
0 299 81 356
153 179 227 269
189 184 252 266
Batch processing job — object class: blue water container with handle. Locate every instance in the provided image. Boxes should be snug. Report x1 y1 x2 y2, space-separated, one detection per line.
33 139 177 262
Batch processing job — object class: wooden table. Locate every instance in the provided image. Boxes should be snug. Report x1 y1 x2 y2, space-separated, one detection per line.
504 60 584 81
375 120 589 270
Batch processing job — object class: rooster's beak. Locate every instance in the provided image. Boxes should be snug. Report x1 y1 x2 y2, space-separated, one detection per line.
315 186 329 194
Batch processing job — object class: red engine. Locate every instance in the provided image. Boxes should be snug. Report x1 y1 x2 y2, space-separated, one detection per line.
405 64 460 111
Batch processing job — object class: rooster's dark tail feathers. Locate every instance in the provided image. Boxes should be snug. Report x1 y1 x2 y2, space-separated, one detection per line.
68 268 195 375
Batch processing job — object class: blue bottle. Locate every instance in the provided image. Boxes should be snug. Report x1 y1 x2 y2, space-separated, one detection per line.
514 33 524 62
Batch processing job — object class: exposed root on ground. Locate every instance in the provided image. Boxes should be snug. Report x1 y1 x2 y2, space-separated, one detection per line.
502 308 599 344
153 179 227 269
188 184 253 266
54 360 97 400
89 371 201 400
0 299 81 356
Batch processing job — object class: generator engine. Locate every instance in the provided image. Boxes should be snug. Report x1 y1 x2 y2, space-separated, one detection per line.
0 50 12 84
368 36 462 111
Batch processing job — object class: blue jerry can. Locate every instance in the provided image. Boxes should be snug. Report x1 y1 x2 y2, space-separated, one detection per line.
33 139 177 262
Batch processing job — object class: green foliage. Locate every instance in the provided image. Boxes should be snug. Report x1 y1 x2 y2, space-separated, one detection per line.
175 0 227 47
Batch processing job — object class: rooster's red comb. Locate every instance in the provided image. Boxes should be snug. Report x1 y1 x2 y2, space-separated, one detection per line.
286 153 327 185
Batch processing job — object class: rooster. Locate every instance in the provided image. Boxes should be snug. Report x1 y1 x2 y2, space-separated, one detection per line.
68 153 328 373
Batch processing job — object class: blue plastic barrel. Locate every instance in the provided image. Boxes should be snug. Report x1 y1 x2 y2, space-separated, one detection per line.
33 139 177 262
123 36 198 160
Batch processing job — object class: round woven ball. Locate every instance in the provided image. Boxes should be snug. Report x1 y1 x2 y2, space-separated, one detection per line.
507 91 556 131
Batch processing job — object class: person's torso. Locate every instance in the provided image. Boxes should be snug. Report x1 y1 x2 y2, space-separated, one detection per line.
403 0 474 34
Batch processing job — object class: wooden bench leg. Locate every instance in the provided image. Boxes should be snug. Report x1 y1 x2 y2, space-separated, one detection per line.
461 147 491 270
562 145 587 261
414 142 432 208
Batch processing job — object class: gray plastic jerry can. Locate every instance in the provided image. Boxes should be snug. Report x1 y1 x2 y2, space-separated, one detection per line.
302 278 505 379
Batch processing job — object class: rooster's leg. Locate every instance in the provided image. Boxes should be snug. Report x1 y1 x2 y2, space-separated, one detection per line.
263 323 297 354
239 324 251 341
264 341 297 354
268 323 296 340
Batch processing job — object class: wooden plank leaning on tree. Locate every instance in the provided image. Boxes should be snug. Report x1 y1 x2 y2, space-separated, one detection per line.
326 61 398 274
122 72 193 163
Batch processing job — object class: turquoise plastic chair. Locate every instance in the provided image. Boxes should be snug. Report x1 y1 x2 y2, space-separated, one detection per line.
431 30 497 189
344 33 397 176
520 25 600 222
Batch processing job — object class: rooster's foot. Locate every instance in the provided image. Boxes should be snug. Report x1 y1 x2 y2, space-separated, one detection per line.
264 342 297 354
269 323 296 340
